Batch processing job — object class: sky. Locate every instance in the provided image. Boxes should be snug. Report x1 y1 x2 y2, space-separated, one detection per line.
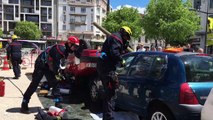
110 0 150 14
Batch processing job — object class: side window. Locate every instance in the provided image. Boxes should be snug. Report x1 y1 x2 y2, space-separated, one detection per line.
149 56 168 80
116 55 135 75
181 55 213 82
129 55 155 78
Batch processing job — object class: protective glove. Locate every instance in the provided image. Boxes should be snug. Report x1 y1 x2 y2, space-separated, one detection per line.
59 58 67 70
55 72 65 81
120 59 126 67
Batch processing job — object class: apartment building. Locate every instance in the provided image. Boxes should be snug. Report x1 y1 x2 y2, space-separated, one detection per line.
57 0 108 42
0 0 55 38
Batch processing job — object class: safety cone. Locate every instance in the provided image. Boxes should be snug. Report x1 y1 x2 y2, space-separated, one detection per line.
2 56 9 70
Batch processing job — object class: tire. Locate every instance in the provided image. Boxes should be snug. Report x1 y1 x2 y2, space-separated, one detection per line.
0 57 2 66
148 105 174 120
84 76 103 112
89 77 103 102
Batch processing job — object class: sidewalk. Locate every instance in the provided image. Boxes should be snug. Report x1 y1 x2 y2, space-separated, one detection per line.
0 67 43 120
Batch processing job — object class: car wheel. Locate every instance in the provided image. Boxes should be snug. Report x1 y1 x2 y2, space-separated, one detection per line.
84 77 103 112
89 77 103 102
0 57 2 66
148 105 174 120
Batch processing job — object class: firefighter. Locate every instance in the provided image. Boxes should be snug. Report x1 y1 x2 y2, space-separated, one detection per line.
7 35 22 79
20 36 80 113
97 26 132 120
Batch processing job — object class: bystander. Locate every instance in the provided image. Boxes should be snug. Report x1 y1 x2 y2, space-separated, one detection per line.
6 35 22 79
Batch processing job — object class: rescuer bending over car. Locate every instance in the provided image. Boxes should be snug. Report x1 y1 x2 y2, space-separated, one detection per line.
97 26 132 120
20 36 81 113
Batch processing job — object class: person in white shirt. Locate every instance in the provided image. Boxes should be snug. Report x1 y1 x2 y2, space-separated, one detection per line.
157 46 163 51
137 43 146 52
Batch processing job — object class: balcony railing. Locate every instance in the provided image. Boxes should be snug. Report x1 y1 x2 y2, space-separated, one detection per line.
41 1 52 6
69 21 86 25
9 0 19 4
21 8 34 13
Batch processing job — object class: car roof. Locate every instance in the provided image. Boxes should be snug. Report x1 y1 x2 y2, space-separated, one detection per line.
124 51 203 57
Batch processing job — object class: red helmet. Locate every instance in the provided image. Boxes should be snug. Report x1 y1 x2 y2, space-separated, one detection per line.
67 36 79 46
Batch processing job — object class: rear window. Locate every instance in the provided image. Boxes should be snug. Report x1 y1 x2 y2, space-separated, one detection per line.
181 55 213 82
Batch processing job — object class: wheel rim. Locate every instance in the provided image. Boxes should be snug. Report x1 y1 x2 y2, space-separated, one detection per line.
151 112 167 120
90 82 98 101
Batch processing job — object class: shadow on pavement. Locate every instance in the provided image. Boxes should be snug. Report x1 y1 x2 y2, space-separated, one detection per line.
72 88 103 114
25 72 46 82
6 106 40 114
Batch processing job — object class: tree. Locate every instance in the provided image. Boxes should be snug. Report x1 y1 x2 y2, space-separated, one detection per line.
142 0 200 46
102 7 143 39
14 21 42 40
0 28 3 37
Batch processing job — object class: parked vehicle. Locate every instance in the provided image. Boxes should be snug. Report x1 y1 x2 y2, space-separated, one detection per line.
64 39 101 103
114 51 213 120
201 88 213 120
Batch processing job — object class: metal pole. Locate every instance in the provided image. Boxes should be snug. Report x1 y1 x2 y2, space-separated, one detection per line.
107 0 110 15
204 0 209 53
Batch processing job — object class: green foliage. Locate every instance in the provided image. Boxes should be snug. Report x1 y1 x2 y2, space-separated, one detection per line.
14 21 42 40
0 28 3 37
142 0 201 46
102 7 143 39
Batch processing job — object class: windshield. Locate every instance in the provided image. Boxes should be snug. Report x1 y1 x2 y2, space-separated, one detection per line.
181 55 213 82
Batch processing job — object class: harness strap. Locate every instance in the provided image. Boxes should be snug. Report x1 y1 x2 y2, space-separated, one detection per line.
10 44 21 46
111 34 123 44
42 44 65 62
56 45 65 57
46 44 65 57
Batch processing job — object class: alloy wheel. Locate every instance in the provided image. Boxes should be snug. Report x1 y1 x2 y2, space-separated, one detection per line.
151 112 167 120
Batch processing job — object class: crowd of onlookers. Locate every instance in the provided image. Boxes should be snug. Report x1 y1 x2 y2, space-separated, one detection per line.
93 42 205 54
136 42 204 53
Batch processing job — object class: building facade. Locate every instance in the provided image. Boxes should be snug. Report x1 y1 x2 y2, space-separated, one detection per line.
193 0 213 53
57 0 108 42
0 0 55 38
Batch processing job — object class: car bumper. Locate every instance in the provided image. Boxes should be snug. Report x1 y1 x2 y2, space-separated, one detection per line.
169 104 202 120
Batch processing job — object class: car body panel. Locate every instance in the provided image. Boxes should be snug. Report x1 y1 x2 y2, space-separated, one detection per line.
115 52 213 120
188 82 213 105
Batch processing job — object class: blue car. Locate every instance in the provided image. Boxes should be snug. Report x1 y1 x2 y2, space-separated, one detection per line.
115 51 213 120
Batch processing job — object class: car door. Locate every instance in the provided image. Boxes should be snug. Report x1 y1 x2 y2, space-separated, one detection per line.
123 54 155 111
120 54 168 112
116 54 137 106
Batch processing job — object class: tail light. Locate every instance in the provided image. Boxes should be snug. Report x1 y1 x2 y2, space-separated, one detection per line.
179 83 199 104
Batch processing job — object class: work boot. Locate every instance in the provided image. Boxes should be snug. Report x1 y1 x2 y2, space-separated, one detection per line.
12 77 19 79
20 102 30 114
